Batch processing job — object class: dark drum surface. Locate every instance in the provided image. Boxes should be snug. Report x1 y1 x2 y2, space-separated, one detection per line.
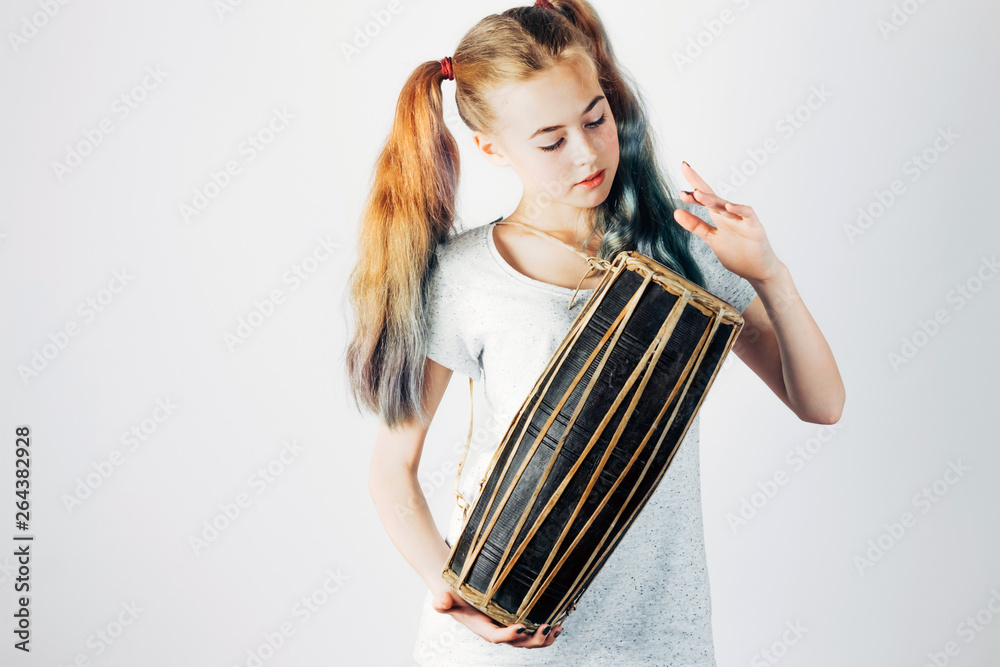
448 269 735 624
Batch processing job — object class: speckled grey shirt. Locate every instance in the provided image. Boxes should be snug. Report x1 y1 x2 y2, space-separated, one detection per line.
413 202 757 667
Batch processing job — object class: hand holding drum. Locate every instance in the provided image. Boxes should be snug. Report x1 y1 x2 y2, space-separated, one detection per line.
431 587 563 647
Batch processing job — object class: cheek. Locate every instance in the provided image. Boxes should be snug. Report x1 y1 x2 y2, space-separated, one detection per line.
508 148 547 183
527 151 576 189
599 125 619 159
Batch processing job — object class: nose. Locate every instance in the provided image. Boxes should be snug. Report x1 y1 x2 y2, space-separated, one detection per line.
573 131 599 166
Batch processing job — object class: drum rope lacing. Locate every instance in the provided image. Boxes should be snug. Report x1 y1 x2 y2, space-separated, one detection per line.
452 219 611 520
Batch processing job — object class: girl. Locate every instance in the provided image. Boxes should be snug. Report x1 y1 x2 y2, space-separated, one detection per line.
346 1 844 664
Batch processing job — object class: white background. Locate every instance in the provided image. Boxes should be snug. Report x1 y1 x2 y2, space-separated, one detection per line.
2 0 998 666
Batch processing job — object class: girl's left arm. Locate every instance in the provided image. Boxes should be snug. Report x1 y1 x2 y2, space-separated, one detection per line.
673 162 845 425
731 267 845 424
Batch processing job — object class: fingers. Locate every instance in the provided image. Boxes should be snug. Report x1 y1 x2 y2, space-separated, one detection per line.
685 189 741 221
431 591 562 648
680 162 745 221
507 623 562 648
438 596 524 644
433 590 565 649
681 161 716 196
725 200 755 218
480 620 528 645
673 208 717 241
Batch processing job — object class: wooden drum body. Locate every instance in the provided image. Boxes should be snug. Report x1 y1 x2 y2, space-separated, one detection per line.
441 249 745 632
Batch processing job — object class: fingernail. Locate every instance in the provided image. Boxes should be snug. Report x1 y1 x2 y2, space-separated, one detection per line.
516 626 524 634
542 625 551 635
682 161 690 167
681 190 693 196
554 629 562 637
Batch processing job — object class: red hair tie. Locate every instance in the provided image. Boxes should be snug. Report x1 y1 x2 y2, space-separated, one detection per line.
441 2 553 81
440 56 454 81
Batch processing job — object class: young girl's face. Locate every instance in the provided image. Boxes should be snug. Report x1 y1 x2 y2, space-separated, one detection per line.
476 58 619 211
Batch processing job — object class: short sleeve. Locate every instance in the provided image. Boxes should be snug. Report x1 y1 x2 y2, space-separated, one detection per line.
679 201 759 314
422 248 483 380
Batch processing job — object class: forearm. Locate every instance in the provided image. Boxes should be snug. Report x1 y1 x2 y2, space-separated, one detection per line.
369 464 455 596
748 261 845 423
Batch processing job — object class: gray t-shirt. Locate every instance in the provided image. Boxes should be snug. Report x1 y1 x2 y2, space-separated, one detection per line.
413 202 757 667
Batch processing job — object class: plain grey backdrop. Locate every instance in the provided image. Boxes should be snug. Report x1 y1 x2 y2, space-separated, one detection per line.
2 0 998 665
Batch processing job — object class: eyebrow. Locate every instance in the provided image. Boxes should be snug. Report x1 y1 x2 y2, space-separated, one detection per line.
529 95 605 140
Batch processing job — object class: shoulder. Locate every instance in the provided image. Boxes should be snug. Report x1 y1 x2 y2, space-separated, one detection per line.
427 221 492 287
434 221 490 263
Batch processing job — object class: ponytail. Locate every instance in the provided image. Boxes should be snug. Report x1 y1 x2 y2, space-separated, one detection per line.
345 60 460 429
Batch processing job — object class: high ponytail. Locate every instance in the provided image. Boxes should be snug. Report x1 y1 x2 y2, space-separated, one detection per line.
345 60 460 429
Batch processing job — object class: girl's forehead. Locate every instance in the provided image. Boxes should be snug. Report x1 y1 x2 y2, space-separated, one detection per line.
487 64 605 131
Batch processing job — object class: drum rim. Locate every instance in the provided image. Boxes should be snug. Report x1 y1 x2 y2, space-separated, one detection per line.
616 251 744 325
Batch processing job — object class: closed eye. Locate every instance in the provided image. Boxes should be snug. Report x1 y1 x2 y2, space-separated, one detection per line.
539 113 607 152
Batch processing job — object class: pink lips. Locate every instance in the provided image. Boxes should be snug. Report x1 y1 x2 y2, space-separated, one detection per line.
575 169 606 189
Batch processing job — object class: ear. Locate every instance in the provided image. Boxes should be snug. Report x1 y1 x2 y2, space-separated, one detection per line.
473 130 510 168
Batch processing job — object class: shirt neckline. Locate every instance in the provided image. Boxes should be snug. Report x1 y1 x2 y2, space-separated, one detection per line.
485 218 597 298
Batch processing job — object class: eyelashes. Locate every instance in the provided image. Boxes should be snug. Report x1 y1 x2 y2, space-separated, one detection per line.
539 113 607 152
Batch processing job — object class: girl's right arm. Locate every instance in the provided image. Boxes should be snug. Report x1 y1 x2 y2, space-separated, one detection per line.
367 357 561 647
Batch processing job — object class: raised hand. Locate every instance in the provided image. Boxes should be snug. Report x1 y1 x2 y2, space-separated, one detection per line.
673 161 783 284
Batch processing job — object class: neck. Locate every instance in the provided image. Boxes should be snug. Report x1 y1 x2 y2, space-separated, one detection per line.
506 193 599 246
